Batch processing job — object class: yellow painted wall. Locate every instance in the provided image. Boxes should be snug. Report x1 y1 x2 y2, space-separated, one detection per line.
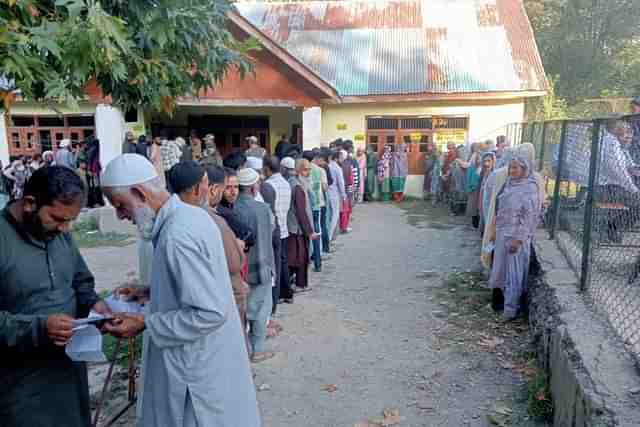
153 105 302 152
321 98 526 150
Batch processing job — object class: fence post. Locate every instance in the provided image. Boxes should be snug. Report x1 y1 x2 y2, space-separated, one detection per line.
529 121 536 143
549 121 568 240
580 119 602 291
538 122 547 171
520 123 527 146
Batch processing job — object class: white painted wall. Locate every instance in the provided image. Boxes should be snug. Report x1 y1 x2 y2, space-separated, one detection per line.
302 106 322 149
95 104 126 170
0 113 8 166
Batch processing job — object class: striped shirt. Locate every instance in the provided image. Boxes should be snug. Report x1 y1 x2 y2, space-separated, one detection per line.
265 173 292 239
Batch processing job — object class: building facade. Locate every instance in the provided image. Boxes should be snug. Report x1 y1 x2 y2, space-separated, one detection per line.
1 0 546 197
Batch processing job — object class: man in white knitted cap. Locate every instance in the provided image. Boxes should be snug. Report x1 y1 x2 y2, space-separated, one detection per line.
234 167 276 363
54 139 76 169
100 154 260 427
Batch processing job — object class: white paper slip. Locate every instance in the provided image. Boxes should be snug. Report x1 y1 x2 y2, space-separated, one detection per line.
72 312 112 328
65 324 107 362
105 294 144 314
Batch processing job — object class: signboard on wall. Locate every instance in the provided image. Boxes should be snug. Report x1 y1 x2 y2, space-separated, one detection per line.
354 133 365 141
336 123 347 131
434 129 467 152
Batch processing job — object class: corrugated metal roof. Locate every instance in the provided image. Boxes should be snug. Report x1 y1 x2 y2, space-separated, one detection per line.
234 0 547 97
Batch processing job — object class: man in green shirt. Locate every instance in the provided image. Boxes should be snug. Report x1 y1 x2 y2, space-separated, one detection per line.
0 166 110 427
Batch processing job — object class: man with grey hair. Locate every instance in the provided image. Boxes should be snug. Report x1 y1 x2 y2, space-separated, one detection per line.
245 135 266 159
54 139 76 169
100 154 260 427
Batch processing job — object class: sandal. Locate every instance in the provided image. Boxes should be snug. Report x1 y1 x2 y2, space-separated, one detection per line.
251 352 276 363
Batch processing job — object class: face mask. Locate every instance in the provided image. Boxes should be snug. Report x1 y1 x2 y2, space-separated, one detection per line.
133 205 156 240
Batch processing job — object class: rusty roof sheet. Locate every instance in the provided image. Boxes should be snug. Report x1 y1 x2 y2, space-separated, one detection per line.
234 0 547 97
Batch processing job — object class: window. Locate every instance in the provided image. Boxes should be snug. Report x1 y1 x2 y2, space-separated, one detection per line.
367 117 398 130
368 135 379 153
125 108 138 123
68 116 95 127
26 133 34 149
232 133 241 148
400 117 432 129
11 116 34 127
11 133 20 149
38 116 65 127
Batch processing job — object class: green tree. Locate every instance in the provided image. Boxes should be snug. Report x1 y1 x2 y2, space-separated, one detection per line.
0 0 255 112
524 0 640 103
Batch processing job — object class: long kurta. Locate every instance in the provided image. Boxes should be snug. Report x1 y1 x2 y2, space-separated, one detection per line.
142 195 260 427
489 162 541 319
377 148 392 201
0 207 99 427
365 150 378 198
390 143 409 193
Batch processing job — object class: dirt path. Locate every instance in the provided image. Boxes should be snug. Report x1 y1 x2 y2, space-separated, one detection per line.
253 200 547 427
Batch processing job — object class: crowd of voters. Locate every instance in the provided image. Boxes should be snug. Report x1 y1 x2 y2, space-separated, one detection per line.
0 128 384 427
2 98 639 427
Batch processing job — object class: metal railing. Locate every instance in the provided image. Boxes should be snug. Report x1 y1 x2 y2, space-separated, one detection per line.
503 114 640 363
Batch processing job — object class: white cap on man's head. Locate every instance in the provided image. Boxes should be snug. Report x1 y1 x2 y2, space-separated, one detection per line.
281 157 295 170
237 167 259 186
60 139 71 149
101 154 158 187
246 156 263 171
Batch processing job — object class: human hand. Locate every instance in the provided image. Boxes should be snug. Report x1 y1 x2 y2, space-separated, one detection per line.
115 286 150 304
47 314 75 346
509 240 522 254
310 233 321 240
104 314 145 338
91 300 113 316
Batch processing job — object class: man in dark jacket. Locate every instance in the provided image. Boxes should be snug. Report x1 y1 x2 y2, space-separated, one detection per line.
0 166 110 427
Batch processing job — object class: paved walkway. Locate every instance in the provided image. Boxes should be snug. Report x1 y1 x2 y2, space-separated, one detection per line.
253 201 542 426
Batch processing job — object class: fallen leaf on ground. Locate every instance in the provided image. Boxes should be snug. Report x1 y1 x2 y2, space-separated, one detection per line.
479 337 505 350
320 384 338 392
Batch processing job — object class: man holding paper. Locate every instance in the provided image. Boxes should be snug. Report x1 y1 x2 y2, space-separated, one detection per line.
0 166 110 427
101 154 260 427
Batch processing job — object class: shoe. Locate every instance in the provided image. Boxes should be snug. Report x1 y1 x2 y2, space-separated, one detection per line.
491 289 504 312
251 352 276 363
296 286 312 293
314 267 322 273
280 298 294 304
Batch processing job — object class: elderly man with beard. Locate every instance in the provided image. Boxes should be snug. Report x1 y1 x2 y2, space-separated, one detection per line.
234 167 276 363
0 166 111 427
100 154 260 427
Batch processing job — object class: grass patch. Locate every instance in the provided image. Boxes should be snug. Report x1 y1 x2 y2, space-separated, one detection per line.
527 365 554 422
72 217 132 248
103 334 143 368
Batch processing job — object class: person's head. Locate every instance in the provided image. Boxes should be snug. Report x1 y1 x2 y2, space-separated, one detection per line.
223 151 247 171
481 152 496 171
42 151 54 164
446 141 456 152
296 158 312 178
237 167 260 196
126 131 134 142
314 148 327 167
32 153 42 162
60 139 71 151
631 97 640 114
79 160 88 171
223 168 239 204
138 135 146 145
190 129 199 139
356 147 365 157
263 155 280 178
153 136 162 145
19 166 85 241
247 135 259 148
281 157 296 176
338 149 348 164
606 119 633 145
302 150 315 162
205 165 227 207
509 156 529 180
496 135 508 153
168 161 209 209
175 137 186 148
101 154 169 240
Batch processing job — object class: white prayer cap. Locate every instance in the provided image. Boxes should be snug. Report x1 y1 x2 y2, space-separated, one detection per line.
281 157 295 170
246 156 263 171
237 167 259 187
101 154 158 187
59 139 71 148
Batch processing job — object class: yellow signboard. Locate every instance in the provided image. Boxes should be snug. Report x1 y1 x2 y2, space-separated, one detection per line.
434 130 467 152
409 132 422 143
354 133 365 141
336 123 348 131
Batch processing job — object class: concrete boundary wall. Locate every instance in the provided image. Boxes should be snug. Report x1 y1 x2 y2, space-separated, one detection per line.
530 231 640 426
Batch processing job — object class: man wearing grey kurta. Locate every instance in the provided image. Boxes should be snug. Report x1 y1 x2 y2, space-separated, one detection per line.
1 166 111 427
101 154 260 427
234 167 276 363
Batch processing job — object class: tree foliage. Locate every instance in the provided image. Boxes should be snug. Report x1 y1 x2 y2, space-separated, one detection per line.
524 0 640 104
0 0 256 112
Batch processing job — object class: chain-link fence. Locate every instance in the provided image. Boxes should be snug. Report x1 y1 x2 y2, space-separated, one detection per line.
504 114 640 363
